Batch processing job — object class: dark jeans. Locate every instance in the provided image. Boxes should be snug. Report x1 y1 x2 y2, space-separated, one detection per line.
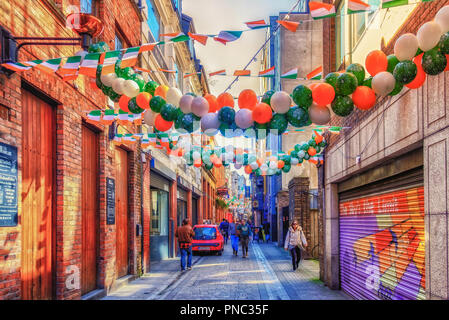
290 246 301 270
180 245 192 270
222 231 228 244
241 237 249 256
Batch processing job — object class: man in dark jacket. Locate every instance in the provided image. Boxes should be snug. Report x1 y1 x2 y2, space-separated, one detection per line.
175 219 195 271
237 219 252 258
218 219 229 244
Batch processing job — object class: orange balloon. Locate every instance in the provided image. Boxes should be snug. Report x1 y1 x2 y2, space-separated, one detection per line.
406 53 426 89
308 83 319 91
194 159 202 168
308 147 317 156
287 148 294 155
244 165 253 174
154 85 168 98
252 102 273 124
256 159 263 167
177 148 185 157
238 89 258 110
217 92 234 108
136 92 152 109
445 55 449 71
119 95 130 112
365 50 388 76
352 86 376 110
154 114 173 132
214 158 223 168
204 94 219 113
277 160 285 169
312 83 335 106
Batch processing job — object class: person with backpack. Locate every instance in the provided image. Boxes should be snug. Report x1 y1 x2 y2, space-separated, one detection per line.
218 218 229 245
237 218 252 258
284 220 308 271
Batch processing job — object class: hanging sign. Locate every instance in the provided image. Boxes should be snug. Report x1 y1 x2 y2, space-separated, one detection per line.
0 142 18 227
106 177 116 225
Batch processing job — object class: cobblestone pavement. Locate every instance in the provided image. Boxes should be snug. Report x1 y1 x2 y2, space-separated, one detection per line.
102 242 349 300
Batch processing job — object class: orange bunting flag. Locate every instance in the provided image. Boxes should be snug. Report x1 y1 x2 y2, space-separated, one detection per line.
188 32 208 45
209 69 226 77
139 43 157 53
233 70 251 76
277 20 300 32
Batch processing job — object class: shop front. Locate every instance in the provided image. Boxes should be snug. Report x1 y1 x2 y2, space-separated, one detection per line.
150 171 170 262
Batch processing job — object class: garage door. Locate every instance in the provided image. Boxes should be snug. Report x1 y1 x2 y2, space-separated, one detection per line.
339 181 425 300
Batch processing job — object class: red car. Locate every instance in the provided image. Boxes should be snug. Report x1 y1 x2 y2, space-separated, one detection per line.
192 224 224 255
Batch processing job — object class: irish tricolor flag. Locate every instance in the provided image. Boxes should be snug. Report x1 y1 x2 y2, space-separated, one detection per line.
382 0 408 8
259 66 275 77
79 53 101 77
102 50 121 75
281 68 298 79
348 0 371 14
245 20 270 30
307 66 323 80
116 110 130 125
309 2 336 20
1 62 32 72
209 69 226 77
120 47 140 68
139 43 157 53
35 58 62 74
101 109 116 125
87 110 101 124
214 31 243 45
160 32 190 43
234 70 250 76
59 56 82 76
188 32 208 45
277 20 300 32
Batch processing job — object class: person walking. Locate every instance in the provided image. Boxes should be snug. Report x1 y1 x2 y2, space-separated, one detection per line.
284 220 308 271
218 218 229 245
175 218 195 271
237 219 252 258
229 219 239 256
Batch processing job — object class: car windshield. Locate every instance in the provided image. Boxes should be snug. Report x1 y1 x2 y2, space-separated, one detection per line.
193 227 216 240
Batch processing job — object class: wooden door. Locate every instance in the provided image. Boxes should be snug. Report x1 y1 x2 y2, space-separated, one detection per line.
81 125 98 294
115 148 129 278
21 90 56 300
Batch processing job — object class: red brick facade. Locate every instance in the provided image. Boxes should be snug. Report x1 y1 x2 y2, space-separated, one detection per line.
0 0 149 300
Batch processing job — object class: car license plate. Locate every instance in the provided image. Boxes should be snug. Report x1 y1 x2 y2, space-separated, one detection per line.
199 247 210 250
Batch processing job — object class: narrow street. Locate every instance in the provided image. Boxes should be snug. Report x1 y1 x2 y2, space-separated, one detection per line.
102 242 348 300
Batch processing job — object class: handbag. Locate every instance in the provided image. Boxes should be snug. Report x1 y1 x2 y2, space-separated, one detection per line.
298 230 307 250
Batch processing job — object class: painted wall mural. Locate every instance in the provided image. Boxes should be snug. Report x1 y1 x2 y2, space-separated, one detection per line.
339 186 425 300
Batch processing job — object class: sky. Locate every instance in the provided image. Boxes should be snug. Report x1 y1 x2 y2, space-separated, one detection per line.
183 0 301 97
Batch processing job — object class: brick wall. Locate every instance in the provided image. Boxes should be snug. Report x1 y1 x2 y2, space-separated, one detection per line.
0 0 146 299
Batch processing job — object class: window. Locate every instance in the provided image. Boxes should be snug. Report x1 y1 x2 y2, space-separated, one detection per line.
177 199 187 227
350 12 366 50
146 0 161 41
335 1 346 69
115 34 123 51
80 0 96 14
151 189 169 236
193 227 217 240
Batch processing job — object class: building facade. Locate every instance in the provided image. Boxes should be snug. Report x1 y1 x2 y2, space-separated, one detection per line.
322 0 449 300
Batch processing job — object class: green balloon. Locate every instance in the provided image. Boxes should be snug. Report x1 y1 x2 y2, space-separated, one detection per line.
439 32 449 54
181 113 195 133
290 150 298 158
205 163 213 170
308 139 317 147
218 106 235 124
160 103 178 121
389 80 404 96
88 43 101 53
150 96 166 113
144 81 159 96
331 95 354 117
130 73 145 91
422 48 447 75
325 72 340 90
119 67 135 80
262 90 275 106
174 111 184 129
128 97 144 114
269 114 288 135
336 72 358 95
108 89 121 102
294 144 301 153
393 60 417 84
387 55 400 73
186 92 197 97
282 164 291 173
291 85 313 109
304 153 310 160
300 143 309 151
415 48 423 57
286 105 310 128
279 154 291 165
346 63 365 85
254 168 262 176
363 77 373 88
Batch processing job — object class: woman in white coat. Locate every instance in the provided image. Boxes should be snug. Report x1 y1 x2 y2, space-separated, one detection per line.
284 220 308 271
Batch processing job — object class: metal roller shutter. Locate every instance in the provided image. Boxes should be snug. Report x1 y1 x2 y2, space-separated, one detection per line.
151 171 170 192
339 170 425 300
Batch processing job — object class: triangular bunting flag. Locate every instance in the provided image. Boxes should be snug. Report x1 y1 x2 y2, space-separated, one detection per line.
382 0 408 8
139 43 157 53
277 20 300 32
35 58 62 74
307 66 323 80
160 32 190 43
59 56 82 76
116 110 130 125
1 62 32 72
121 47 140 68
188 32 208 45
281 68 298 79
209 69 226 77
348 0 371 14
86 110 101 124
184 72 201 78
245 20 270 30
79 53 101 77
159 68 177 73
309 2 336 20
102 50 121 75
234 70 250 76
259 66 275 77
214 31 243 44
101 109 116 125
23 60 43 67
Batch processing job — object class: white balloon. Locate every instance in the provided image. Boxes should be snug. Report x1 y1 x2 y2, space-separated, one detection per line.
201 112 220 136
372 71 396 96
269 161 277 170
417 21 443 52
191 96 209 117
144 110 157 126
166 87 182 106
192 151 201 160
291 158 299 166
435 5 449 33
101 73 117 87
260 163 268 171
297 150 306 158
179 95 194 113
235 109 254 129
270 91 292 114
394 33 419 61
250 162 259 170
112 78 126 95
123 80 140 98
